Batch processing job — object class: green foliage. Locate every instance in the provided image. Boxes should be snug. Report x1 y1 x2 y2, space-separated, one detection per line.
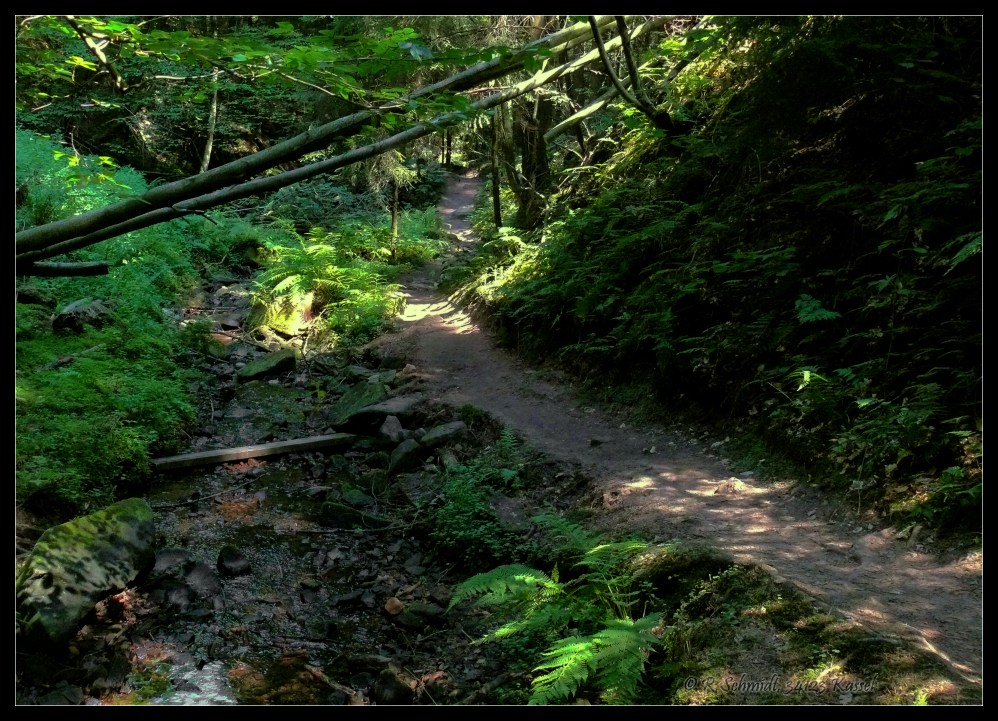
427 427 527 569
455 16 981 526
250 207 445 348
530 615 663 705
450 519 663 704
15 131 206 517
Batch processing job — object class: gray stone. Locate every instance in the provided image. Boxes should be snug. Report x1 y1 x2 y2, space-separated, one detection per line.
326 380 389 427
371 668 414 705
379 415 407 443
51 298 113 334
236 347 297 382
151 548 195 577
217 546 251 577
184 562 222 597
389 438 423 473
16 498 155 647
355 395 423 421
395 602 446 630
344 364 375 380
420 421 468 449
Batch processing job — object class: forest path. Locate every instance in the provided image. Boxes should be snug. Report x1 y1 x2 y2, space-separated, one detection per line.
369 171 982 685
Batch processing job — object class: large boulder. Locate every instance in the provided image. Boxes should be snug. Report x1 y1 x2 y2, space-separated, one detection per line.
51 298 113 334
16 498 156 647
236 347 298 382
324 380 389 427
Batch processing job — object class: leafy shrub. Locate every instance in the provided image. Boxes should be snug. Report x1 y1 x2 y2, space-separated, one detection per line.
428 428 529 569
15 131 206 518
450 518 664 704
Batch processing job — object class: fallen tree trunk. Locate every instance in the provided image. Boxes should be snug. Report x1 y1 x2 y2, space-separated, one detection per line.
15 16 623 259
15 17 669 275
150 433 356 472
16 16 670 276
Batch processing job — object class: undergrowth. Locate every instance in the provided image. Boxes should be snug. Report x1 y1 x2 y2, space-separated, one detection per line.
450 517 664 705
426 426 535 570
453 16 982 530
249 208 446 348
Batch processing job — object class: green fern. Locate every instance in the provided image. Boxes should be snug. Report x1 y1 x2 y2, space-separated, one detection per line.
450 520 665 703
498 425 519 453
449 564 561 611
529 614 663 705
795 293 841 323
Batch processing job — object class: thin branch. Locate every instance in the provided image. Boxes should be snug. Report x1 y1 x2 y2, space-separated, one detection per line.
588 17 644 111
615 16 654 109
64 16 127 92
276 71 341 98
149 475 262 510
20 260 110 277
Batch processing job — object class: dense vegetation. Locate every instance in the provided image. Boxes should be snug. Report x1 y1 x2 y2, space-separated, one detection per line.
14 15 982 706
15 15 980 554
452 16 982 528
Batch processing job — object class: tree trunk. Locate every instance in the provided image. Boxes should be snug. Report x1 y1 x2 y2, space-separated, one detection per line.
199 69 221 174
513 92 555 230
390 177 399 260
490 115 503 228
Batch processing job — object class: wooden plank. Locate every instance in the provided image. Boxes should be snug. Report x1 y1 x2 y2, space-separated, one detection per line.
151 433 357 472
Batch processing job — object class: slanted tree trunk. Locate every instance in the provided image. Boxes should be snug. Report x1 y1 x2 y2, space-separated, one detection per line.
200 69 221 174
490 114 503 227
390 177 400 260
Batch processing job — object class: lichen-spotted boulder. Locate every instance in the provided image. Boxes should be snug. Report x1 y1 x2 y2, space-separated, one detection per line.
16 498 156 647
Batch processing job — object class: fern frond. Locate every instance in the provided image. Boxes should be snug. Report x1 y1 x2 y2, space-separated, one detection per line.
486 603 573 643
449 564 559 610
529 636 595 705
529 613 663 705
533 514 604 555
581 540 649 572
498 426 518 453
591 615 662 703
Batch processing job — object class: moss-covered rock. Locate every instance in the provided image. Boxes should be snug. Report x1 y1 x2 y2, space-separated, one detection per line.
236 347 298 382
16 498 156 647
325 380 389 427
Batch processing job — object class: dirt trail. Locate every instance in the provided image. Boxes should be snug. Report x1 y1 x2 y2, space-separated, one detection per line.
373 171 982 685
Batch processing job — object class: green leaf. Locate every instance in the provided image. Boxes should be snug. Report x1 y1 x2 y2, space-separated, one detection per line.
67 56 98 71
795 294 840 323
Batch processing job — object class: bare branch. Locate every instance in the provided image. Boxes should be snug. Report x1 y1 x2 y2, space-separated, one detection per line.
615 16 654 109
64 16 127 92
588 17 644 111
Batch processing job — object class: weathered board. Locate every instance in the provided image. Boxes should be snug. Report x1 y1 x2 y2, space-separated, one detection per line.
150 433 356 471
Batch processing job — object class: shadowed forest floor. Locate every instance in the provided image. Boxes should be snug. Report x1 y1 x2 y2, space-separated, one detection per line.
366 171 983 687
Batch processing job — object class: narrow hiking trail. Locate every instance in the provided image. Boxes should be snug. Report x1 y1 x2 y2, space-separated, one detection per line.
372 171 983 685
